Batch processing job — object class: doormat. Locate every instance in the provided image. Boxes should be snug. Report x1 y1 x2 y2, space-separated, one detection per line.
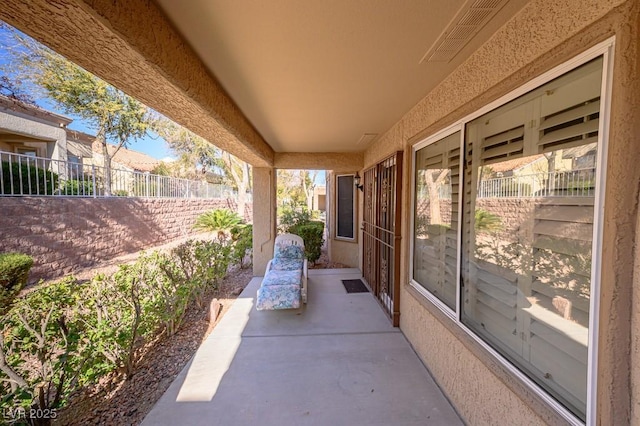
341 279 369 293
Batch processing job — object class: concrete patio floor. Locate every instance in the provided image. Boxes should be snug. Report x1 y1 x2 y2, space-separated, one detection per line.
142 269 463 426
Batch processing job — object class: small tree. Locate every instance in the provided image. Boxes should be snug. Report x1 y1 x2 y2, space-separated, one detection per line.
5 26 151 195
151 117 252 216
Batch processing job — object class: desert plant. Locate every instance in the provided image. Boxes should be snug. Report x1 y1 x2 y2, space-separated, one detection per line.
288 220 324 263
194 209 243 239
140 251 191 337
474 209 502 233
230 224 253 269
0 277 86 423
0 252 33 314
78 269 152 380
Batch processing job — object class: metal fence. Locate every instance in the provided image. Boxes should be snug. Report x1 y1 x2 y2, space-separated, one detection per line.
478 168 596 199
0 150 236 199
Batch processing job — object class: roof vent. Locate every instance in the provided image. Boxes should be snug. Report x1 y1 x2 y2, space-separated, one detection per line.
356 133 379 146
420 0 508 64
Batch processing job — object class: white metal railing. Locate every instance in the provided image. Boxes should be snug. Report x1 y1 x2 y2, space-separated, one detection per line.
0 150 237 199
478 168 596 199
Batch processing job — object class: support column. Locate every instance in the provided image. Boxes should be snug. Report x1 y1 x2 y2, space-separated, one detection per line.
252 167 277 276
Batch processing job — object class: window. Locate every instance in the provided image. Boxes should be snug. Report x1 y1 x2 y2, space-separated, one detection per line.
411 48 611 424
336 174 356 240
413 131 460 310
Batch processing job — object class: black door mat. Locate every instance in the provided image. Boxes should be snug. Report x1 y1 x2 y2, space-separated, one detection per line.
342 279 369 293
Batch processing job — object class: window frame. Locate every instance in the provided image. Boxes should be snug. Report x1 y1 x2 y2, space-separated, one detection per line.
334 173 357 241
408 37 615 426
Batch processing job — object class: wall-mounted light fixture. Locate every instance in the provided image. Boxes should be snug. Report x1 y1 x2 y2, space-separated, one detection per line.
354 172 364 192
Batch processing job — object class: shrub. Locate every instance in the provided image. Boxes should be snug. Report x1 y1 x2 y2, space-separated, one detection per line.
278 207 312 232
170 239 232 308
0 237 239 419
288 221 324 263
0 277 86 418
230 224 253 269
78 272 142 382
194 209 243 239
2 160 59 195
61 179 94 196
137 252 190 338
0 253 33 314
474 209 502 233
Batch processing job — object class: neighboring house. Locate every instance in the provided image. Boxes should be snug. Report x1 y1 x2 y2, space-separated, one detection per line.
0 95 94 168
313 185 326 211
90 140 160 173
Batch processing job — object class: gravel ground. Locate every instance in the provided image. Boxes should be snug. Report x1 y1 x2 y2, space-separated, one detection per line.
50 235 347 425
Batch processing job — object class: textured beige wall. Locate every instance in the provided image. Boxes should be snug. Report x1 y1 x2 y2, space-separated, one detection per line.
252 167 277 276
274 152 363 171
363 0 640 424
0 197 239 283
0 0 273 168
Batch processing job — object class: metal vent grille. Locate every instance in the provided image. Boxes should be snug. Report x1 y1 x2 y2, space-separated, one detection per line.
357 133 379 147
420 0 509 63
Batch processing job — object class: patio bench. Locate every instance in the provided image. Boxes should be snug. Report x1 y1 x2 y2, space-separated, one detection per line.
256 234 308 310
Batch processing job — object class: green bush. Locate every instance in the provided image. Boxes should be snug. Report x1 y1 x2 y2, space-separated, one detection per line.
79 272 146 381
0 238 237 418
61 179 94 196
2 160 59 195
0 253 33 314
230 224 253 269
0 277 86 416
288 220 324 263
135 252 190 338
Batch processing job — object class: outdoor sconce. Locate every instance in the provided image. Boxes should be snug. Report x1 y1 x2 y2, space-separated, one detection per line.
354 172 364 192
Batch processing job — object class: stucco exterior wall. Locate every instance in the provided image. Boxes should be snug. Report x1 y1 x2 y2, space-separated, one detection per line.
0 197 243 283
0 108 67 161
363 0 640 424
252 167 277 276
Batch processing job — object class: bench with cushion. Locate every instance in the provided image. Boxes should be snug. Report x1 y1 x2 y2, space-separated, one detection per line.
256 234 308 310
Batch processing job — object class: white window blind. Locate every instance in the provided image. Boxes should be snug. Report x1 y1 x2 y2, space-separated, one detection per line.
413 131 460 309
461 57 603 421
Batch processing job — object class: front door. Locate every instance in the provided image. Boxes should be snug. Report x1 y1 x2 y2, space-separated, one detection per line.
362 152 403 326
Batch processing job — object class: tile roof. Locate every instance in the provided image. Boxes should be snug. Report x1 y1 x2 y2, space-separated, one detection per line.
487 154 545 173
92 141 161 172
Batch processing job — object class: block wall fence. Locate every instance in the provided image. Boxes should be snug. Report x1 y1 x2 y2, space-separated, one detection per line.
0 197 253 283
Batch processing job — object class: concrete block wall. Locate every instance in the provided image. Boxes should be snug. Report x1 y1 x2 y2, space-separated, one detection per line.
0 197 252 283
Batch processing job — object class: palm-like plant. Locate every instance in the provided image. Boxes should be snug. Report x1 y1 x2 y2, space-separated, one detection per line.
474 209 502 233
194 209 243 239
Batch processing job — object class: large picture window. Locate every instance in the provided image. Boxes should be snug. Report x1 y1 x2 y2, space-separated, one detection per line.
411 51 609 423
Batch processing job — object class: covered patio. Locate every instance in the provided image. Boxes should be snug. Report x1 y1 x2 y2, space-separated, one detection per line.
142 269 462 426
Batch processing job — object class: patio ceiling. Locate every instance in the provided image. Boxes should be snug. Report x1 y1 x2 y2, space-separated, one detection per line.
155 0 530 154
